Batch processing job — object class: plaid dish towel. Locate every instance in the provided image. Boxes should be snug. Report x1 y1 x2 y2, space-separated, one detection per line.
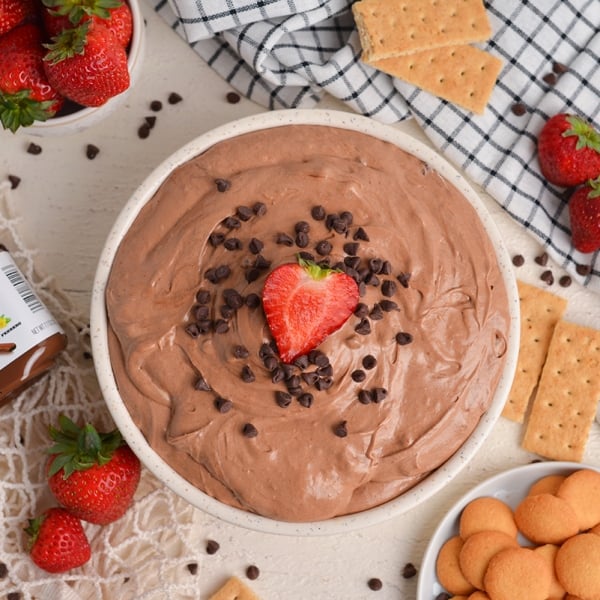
151 0 600 292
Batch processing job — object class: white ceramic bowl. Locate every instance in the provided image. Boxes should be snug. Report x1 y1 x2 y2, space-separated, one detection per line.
26 0 145 136
90 109 520 536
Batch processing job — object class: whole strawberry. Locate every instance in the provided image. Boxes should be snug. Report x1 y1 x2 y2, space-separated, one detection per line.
0 0 38 36
26 507 91 573
262 257 359 363
46 415 141 525
0 23 64 132
568 176 600 253
43 19 129 107
537 114 600 187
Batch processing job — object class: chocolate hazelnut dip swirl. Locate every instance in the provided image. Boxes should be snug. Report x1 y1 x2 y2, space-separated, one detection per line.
105 125 510 522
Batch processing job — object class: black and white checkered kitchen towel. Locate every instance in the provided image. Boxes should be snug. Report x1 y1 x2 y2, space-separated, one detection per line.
150 0 600 292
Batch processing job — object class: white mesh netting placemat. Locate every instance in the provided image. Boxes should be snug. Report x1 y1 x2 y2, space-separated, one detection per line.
0 183 208 600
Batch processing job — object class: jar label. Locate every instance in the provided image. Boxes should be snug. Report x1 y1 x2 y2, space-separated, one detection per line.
0 252 65 369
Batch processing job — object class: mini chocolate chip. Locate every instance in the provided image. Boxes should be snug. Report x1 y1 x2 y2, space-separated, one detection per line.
197 320 212 334
369 304 384 320
223 237 242 251
343 242 360 255
263 356 279 372
150 100 162 111
242 423 258 438
241 365 256 383
245 268 260 283
224 289 244 309
220 305 234 320
215 265 231 280
194 305 210 320
332 217 348 234
316 240 332 255
379 300 398 312
353 227 369 241
512 254 525 267
214 319 229 333
233 345 249 359
275 391 292 407
553 61 569 74
310 351 329 367
381 280 397 297
340 211 354 225
8 175 20 189
234 206 251 222
295 221 310 234
302 371 319 385
298 393 313 408
367 578 382 591
351 369 366 382
0 562 8 578
534 252 548 266
209 232 225 247
316 364 333 378
27 142 42 155
276 232 294 246
402 563 417 578
246 565 260 580
86 144 100 159
435 594 451 600
271 367 286 384
138 122 151 138
206 540 220 554
395 331 413 345
511 102 527 116
354 303 369 318
252 201 267 216
311 205 326 220
543 72 558 85
168 92 182 104
248 238 264 254
294 355 309 369
315 376 333 390
295 231 309 248
380 260 392 275
559 275 572 287
145 115 157 129
196 289 210 304
215 178 231 192
245 293 261 308
355 318 371 335
368 258 383 273
344 255 361 270
260 343 275 358
215 397 233 413
254 254 271 270
334 421 348 437
223 216 241 229
358 389 372 404
298 251 314 262
187 563 198 575
362 355 377 369
7 594 21 600
286 375 302 389
185 323 200 338
372 388 387 403
226 91 241 104
540 269 554 285
396 272 411 288
576 263 590 276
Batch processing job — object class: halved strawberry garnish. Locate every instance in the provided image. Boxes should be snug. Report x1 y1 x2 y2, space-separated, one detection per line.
262 257 360 364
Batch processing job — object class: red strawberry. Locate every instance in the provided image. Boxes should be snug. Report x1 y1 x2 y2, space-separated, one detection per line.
0 0 38 36
262 257 360 363
26 507 91 573
537 114 600 187
568 176 600 253
41 0 133 48
46 415 141 525
0 23 64 132
43 19 129 107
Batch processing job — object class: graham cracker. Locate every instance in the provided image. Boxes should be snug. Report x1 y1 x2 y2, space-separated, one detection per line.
502 281 567 423
370 44 503 114
208 577 261 600
352 0 492 61
521 319 600 462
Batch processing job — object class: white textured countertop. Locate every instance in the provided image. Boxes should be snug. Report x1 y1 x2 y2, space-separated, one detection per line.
0 3 598 599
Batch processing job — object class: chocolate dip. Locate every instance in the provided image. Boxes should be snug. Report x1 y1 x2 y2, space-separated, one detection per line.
105 125 510 522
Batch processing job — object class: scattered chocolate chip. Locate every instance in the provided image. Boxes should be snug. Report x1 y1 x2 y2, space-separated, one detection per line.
145 115 157 129
223 288 244 309
246 565 260 580
263 356 278 372
194 376 211 391
362 355 377 370
354 303 369 318
342 242 359 256
396 272 411 288
540 270 554 285
196 289 210 304
223 216 240 229
27 142 42 155
194 305 210 320
276 232 294 246
86 144 100 159
83 351 92 360
168 92 183 104
214 319 229 333
254 254 271 270
252 201 267 216
233 345 249 359
241 365 256 383
7 175 20 189
334 420 348 437
223 237 242 251
298 251 314 262
369 304 384 320
214 397 233 413
576 263 590 276
351 369 366 383
315 240 332 255
381 280 397 297
301 371 319 386
355 318 371 335
215 178 231 192
206 539 220 554
435 594 451 600
380 261 392 275
242 423 258 438
294 355 309 369
353 227 369 241
187 562 198 575
344 256 361 271
534 252 549 266
371 387 387 403
215 264 231 280
367 578 383 591
511 102 527 116
358 389 372 404
559 275 572 287
226 91 241 104
185 323 200 338
311 205 326 220
340 211 354 225
245 268 260 283
150 100 162 111
379 300 398 312
298 393 313 408
0 562 7 578
275 391 292 408
260 342 275 359
294 220 310 234
271 367 286 384
402 563 417 578
310 351 329 367
7 593 21 600
543 72 558 85
368 258 382 273
315 376 333 391
552 61 569 74
512 254 525 267
395 331 413 345
295 231 309 248
245 293 261 308
209 232 225 247
248 238 264 254
138 122 151 139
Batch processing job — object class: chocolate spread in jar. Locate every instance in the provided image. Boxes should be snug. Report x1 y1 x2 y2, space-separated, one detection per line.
105 125 511 522
0 245 67 406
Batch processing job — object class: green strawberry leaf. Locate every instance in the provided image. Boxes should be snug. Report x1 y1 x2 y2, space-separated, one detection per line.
43 21 90 65
41 0 123 24
563 115 600 153
0 91 56 133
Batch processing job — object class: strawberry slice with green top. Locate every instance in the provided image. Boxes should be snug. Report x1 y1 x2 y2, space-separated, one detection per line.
262 257 360 364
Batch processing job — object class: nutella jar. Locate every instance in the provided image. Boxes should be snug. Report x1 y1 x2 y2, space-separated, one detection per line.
0 244 67 406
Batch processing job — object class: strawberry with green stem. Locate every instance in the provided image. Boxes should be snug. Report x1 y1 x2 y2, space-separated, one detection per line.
262 257 360 363
568 176 600 254
0 0 38 36
46 415 141 525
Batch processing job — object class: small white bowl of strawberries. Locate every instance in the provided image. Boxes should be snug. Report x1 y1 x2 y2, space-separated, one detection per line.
0 0 145 136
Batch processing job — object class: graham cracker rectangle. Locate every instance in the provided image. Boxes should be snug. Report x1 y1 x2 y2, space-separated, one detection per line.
369 44 503 114
208 577 261 600
521 319 600 462
352 0 492 61
502 281 568 423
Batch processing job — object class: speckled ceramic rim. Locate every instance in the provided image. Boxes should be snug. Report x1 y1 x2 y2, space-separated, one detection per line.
417 461 600 599
26 0 145 136
90 109 521 536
